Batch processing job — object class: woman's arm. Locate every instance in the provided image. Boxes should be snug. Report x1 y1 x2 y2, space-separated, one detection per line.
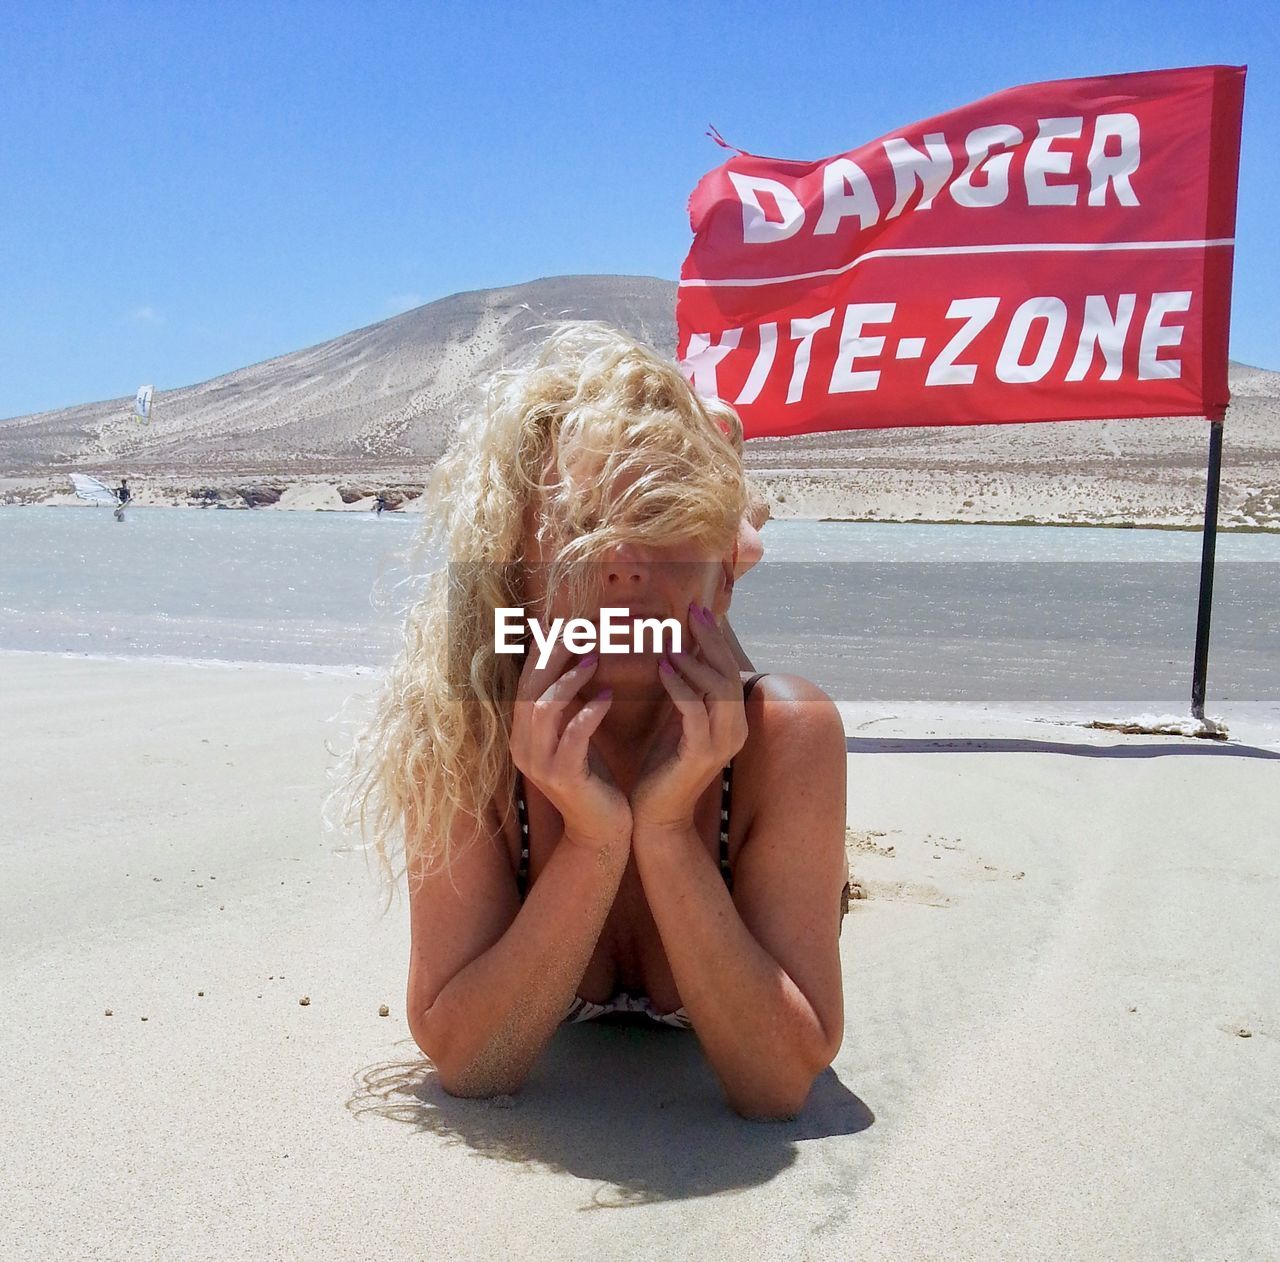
634 678 846 1118
410 639 633 1096
407 807 629 1097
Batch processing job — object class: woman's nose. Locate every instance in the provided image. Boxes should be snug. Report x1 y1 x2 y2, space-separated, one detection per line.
600 542 655 591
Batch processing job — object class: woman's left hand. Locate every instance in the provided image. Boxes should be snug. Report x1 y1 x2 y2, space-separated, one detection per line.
630 601 750 837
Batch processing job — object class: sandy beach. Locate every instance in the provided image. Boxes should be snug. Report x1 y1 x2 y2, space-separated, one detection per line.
3 651 1276 1260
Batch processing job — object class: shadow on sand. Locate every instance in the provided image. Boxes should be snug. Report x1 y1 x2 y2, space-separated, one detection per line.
845 735 1280 761
348 1019 873 1206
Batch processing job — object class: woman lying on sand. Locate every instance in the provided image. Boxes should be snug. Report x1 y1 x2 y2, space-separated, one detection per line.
343 323 848 1120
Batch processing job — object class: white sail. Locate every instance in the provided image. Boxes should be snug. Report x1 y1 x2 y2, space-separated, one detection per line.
70 474 122 507
134 384 154 422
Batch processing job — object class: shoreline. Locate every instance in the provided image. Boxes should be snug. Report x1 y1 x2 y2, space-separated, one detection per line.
5 465 1280 531
0 645 380 678
5 645 1276 745
4 499 1279 532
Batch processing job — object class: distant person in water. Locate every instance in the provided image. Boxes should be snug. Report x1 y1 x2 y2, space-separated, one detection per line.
117 478 131 504
374 492 388 516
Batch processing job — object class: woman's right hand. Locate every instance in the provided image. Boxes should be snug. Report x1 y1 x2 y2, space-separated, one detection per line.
510 639 632 854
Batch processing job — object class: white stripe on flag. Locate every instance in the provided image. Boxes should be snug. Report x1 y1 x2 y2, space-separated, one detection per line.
679 238 1236 289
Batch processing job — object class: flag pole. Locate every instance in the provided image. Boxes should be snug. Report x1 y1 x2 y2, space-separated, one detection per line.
1190 412 1226 722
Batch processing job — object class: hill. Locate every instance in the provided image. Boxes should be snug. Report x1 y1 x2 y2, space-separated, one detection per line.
2 274 1276 526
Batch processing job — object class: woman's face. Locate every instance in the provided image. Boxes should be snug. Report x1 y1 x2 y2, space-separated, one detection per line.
520 475 736 683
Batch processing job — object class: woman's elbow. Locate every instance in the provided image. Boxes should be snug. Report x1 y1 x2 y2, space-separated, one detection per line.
410 1008 528 1100
407 1001 445 1064
726 1063 822 1122
727 1031 839 1120
727 1077 813 1122
438 1067 527 1100
423 1042 528 1100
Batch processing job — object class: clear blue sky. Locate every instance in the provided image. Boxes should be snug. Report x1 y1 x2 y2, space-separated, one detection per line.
1 0 1275 419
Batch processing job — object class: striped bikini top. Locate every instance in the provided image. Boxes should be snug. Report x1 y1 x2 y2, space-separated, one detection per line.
514 671 767 1029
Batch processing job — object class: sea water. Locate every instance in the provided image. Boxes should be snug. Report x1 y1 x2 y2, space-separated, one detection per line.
1 507 1277 721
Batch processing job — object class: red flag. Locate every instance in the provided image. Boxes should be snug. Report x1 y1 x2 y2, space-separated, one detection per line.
677 65 1246 438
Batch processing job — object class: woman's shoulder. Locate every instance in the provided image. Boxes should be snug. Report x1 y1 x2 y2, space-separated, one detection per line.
742 670 842 720
738 671 845 766
731 672 845 844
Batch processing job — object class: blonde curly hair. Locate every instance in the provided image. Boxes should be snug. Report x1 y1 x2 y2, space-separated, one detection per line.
333 320 751 909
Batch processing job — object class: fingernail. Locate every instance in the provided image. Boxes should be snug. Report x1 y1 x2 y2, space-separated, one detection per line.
581 651 599 666
598 687 613 699
699 604 713 623
659 658 674 673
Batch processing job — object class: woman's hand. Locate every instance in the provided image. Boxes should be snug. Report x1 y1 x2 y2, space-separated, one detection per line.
630 601 750 837
509 638 632 853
